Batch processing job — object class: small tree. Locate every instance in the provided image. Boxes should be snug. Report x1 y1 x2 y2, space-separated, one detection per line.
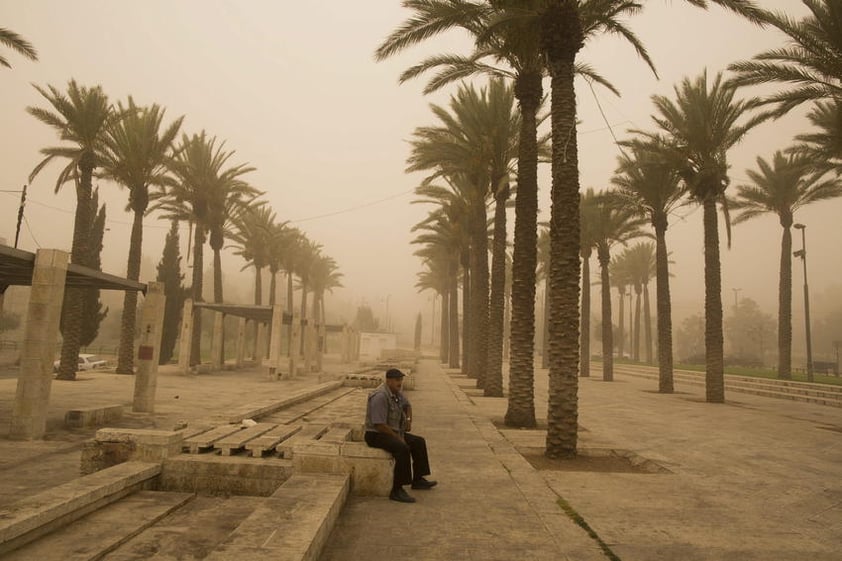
353 305 379 332
414 313 423 351
156 220 187 364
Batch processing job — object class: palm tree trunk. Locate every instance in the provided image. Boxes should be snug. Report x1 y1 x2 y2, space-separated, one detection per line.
703 198 725 402
116 207 144 374
300 285 308 355
505 70 542 427
461 256 470 376
485 186 508 397
598 250 613 381
545 5 583 457
580 251 591 377
440 290 449 363
633 284 641 361
541 278 549 369
778 224 792 379
213 247 223 304
470 200 489 388
286 271 294 351
268 269 275 306
655 219 674 393
57 155 95 381
617 287 625 359
189 226 205 366
643 282 653 364
449 266 460 369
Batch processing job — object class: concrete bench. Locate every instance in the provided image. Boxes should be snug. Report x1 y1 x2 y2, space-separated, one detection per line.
246 424 303 457
292 439 393 496
64 404 123 428
204 473 350 561
0 461 161 555
214 423 278 456
276 424 330 459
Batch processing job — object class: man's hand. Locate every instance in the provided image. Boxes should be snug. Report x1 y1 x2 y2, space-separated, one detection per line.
405 419 412 433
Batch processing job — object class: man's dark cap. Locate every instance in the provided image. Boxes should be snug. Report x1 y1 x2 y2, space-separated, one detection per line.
385 368 406 379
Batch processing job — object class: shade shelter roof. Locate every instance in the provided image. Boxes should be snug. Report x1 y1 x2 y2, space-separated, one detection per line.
0 244 146 293
193 302 344 331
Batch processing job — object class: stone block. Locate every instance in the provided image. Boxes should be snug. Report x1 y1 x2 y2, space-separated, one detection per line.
159 455 294 497
64 405 123 429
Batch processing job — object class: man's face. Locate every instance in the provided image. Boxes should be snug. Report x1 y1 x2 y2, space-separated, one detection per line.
386 376 403 394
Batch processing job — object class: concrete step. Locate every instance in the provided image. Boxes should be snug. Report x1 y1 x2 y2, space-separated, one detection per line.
614 368 842 407
204 473 350 561
159 455 294 497
260 387 357 425
0 461 161 555
3 491 192 561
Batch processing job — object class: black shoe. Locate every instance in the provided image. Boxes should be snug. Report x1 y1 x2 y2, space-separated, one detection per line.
389 487 416 503
411 477 438 490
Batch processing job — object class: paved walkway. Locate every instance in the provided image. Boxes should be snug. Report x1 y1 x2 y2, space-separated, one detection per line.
0 355 839 560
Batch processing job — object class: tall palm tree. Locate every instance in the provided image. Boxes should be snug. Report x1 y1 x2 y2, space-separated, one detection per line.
153 132 251 364
632 71 768 402
229 206 277 309
621 242 656 363
295 238 323 351
729 0 842 116
309 254 343 333
591 191 646 381
579 191 600 378
1 27 37 68
731 151 842 379
407 83 509 391
613 143 684 391
99 98 183 374
28 80 117 380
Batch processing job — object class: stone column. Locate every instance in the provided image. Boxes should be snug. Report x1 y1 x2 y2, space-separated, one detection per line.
177 299 193 374
266 300 285 379
289 307 301 377
256 321 267 361
235 317 246 368
10 249 69 440
210 311 224 371
133 281 166 413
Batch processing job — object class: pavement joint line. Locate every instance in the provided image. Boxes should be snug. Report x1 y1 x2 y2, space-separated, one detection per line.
438 368 606 560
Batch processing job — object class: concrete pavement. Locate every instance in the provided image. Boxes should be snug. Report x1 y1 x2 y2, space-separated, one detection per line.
0 355 839 560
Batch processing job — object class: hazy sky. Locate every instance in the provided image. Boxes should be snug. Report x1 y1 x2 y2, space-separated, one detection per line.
2 1 838 342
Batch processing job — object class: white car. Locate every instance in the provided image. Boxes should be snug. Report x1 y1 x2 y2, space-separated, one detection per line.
53 354 108 373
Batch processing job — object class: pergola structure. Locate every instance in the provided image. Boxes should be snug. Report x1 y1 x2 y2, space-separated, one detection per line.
182 299 357 379
0 245 165 440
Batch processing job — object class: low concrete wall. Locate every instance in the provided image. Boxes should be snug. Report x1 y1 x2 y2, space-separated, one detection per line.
81 428 184 475
65 404 123 429
292 440 392 496
158 455 294 496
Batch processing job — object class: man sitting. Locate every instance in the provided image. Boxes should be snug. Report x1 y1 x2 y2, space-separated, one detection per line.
364 368 437 503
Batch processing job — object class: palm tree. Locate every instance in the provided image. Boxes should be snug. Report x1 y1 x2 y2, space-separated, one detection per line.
295 238 323 351
731 151 842 379
579 192 600 378
729 0 842 116
622 242 656 363
153 132 252 364
793 100 842 178
309 254 343 334
632 71 768 402
229 206 278 309
99 98 183 374
0 27 37 68
591 190 646 381
27 80 117 380
613 143 685 392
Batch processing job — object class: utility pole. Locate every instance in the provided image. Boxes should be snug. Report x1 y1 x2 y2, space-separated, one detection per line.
793 223 813 382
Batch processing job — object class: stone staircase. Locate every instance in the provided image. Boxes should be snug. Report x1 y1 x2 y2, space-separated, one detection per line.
1 378 396 560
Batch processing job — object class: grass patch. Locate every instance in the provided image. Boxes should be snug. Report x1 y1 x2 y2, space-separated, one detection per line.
675 363 842 386
556 497 622 561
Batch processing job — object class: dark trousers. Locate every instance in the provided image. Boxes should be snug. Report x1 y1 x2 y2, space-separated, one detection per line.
365 431 431 488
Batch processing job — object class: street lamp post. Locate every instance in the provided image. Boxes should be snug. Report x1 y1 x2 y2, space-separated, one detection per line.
793 223 813 382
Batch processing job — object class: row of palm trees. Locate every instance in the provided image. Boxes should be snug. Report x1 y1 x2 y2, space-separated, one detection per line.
379 0 842 458
19 78 341 377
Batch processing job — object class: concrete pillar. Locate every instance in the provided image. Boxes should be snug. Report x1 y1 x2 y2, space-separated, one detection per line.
9 249 69 440
289 307 301 377
256 321 267 361
177 299 193 375
235 317 246 368
210 311 224 371
266 300 285 379
316 322 326 372
133 281 166 413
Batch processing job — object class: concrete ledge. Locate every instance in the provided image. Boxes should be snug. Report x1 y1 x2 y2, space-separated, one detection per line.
0 461 161 555
81 428 185 475
293 440 392 496
205 473 350 561
64 404 123 428
159 455 294 496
